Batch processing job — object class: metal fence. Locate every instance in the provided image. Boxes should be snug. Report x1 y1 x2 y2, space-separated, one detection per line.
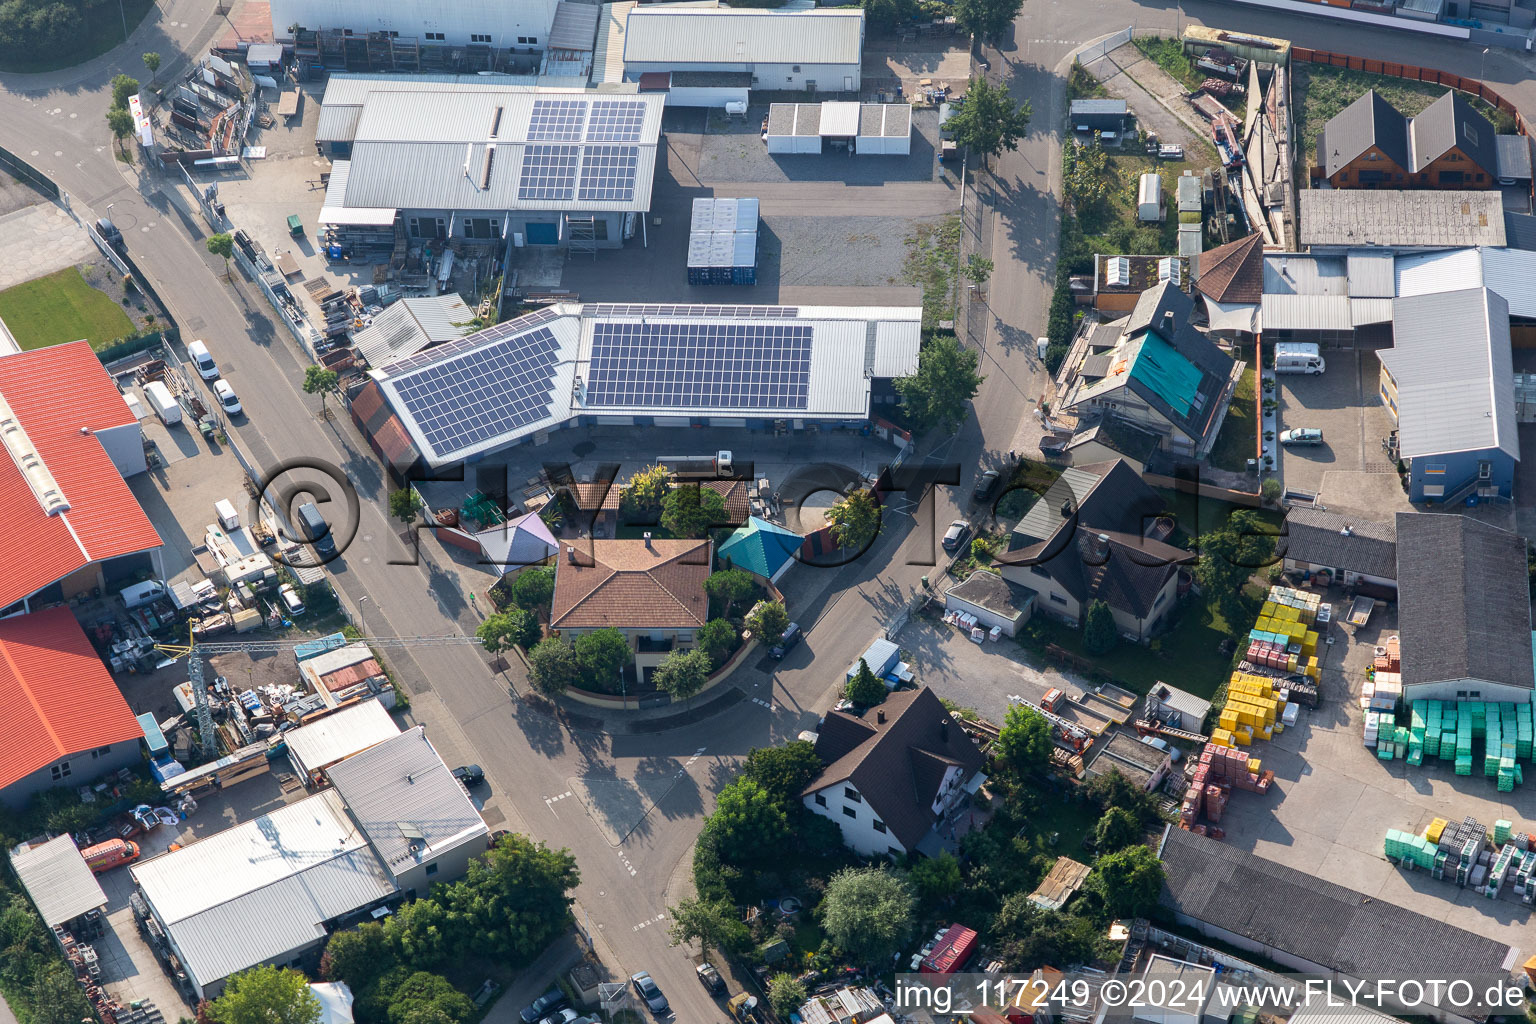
232 244 324 360
1075 26 1134 66
0 143 59 200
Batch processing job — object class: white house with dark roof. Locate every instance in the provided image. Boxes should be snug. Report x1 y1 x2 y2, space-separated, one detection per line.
1280 508 1398 592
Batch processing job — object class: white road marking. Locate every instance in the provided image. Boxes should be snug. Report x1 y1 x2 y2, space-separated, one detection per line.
544 790 572 816
618 849 637 876
633 912 667 931
752 697 775 711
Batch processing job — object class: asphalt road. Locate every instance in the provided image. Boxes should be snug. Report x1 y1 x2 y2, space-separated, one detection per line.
2 2 1533 1021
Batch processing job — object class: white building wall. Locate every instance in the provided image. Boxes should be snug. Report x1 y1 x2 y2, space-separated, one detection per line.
271 0 559 49
95 421 147 478
802 781 905 858
627 61 860 92
665 85 750 108
1401 678 1536 705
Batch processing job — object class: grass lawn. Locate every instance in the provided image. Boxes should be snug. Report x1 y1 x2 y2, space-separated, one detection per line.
1079 151 1211 258
0 0 158 73
903 215 962 330
0 267 136 351
1207 365 1258 474
1132 37 1248 123
1294 63 1517 164
1024 599 1237 700
1019 793 1100 863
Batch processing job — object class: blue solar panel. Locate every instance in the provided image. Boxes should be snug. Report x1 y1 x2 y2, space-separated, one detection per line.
392 326 562 456
519 145 579 201
585 100 646 142
527 99 586 141
578 145 639 201
586 322 813 410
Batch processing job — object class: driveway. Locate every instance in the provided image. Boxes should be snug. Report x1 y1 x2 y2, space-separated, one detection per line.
896 614 1091 725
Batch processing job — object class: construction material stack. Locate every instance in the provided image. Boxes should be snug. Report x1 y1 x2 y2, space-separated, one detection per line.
1248 586 1322 677
687 198 760 286
1211 672 1288 748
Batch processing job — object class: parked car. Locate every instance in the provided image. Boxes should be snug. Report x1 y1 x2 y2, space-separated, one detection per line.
696 962 726 996
296 501 337 558
187 340 219 380
452 764 485 789
538 1011 580 1024
95 217 124 249
518 987 566 1024
1280 428 1324 446
630 972 669 1015
770 621 801 659
942 520 972 553
213 379 242 416
277 583 304 616
971 469 1001 503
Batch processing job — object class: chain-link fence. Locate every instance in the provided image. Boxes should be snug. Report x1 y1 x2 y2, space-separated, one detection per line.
0 143 60 200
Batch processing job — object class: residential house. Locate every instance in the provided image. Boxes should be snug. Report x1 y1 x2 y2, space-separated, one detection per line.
1280 508 1398 592
801 686 985 858
550 537 710 679
1057 417 1163 475
1090 254 1188 313
1193 233 1262 340
1394 512 1533 705
1315 89 1500 190
1057 282 1242 461
1379 288 1517 503
1314 90 1412 189
0 608 144 808
993 460 1196 641
1407 90 1499 188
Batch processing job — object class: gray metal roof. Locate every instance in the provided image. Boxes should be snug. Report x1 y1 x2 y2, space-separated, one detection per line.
1260 294 1351 331
1281 507 1398 581
1408 90 1497 175
1069 99 1128 115
1395 512 1534 690
1379 287 1517 460
1262 254 1346 296
622 7 864 67
1159 825 1514 982
547 0 600 52
353 295 473 368
1498 133 1534 180
1300 189 1506 248
1319 90 1409 177
9 834 107 927
1344 250 1395 297
325 727 488 876
1146 682 1211 725
282 700 401 776
1396 246 1536 318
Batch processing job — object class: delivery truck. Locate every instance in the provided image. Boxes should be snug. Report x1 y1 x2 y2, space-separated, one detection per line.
143 381 183 424
81 838 140 873
657 451 734 478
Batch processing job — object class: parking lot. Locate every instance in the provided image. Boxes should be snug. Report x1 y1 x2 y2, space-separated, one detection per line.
1217 601 1536 957
1276 346 1410 521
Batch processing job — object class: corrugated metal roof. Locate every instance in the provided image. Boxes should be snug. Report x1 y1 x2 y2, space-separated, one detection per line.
282 701 400 776
316 104 362 144
354 295 473 368
9 835 107 927
547 0 600 52
820 101 859 136
1396 246 1536 319
1497 134 1533 180
1380 287 1517 460
1349 297 1395 325
1178 223 1202 258
622 7 864 67
325 727 487 874
1345 250 1395 297
1260 293 1352 330
1300 189 1505 248
1262 254 1346 296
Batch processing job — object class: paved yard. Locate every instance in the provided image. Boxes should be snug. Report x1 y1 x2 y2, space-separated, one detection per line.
1276 346 1410 521
0 202 94 292
1218 603 1536 959
685 105 944 185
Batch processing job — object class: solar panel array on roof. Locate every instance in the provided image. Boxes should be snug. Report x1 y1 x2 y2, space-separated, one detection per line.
586 321 812 409
585 100 646 142
578 145 640 201
519 145 580 200
527 98 586 141
391 326 561 455
582 303 797 317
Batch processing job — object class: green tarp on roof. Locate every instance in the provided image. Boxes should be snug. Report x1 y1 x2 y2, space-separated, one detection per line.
1130 330 1203 418
718 516 802 580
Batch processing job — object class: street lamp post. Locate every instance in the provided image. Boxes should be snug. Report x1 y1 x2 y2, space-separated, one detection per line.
117 0 128 44
358 595 370 636
1482 47 1490 84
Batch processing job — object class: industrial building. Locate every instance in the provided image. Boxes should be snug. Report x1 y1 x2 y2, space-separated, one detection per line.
351 301 921 471
281 700 401 783
764 102 912 156
316 78 665 249
272 0 559 57
352 294 473 368
619 7 864 94
1299 190 1506 250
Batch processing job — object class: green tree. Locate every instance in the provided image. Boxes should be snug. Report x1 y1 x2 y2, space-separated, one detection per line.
953 0 1023 42
438 833 579 961
1083 767 1160 825
995 703 1051 776
507 565 556 610
745 599 790 648
946 77 1032 164
704 778 790 862
302 364 341 417
1093 806 1143 853
1064 141 1112 223
110 73 139 110
142 51 161 80
696 618 737 669
963 253 994 287
844 658 887 707
655 647 711 706
705 568 756 616
768 974 808 1019
910 850 963 906
1260 477 1283 505
825 488 881 551
861 0 915 30
321 922 395 990
390 897 453 968
526 637 580 696
476 609 539 653
991 894 1100 970
895 335 984 434
574 627 632 689
1083 599 1117 655
386 973 474 1024
1088 844 1164 918
819 866 916 966
105 106 134 152
620 464 672 522
208 966 320 1024
740 740 822 805
206 231 235 279
661 483 728 538
1196 509 1278 630
29 963 94 1024
666 895 752 955
389 488 421 524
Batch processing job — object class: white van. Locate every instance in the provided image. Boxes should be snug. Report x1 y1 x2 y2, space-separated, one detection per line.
186 340 219 380
1274 341 1326 375
215 498 241 531
143 381 182 425
120 579 168 609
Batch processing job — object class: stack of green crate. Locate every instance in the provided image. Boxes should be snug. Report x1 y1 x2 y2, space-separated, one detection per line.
1379 735 1396 760
1456 704 1475 775
1471 701 1488 738
1519 704 1533 760
1495 820 1513 844
1409 701 1426 765
1385 828 1407 860
1486 705 1503 777
1425 701 1442 757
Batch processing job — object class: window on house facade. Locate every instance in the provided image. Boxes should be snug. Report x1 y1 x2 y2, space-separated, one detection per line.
888 846 902 857
517 36 528 43
1424 464 1446 475
1049 593 1068 606
814 793 827 807
842 806 857 819
844 787 860 802
425 863 439 876
50 761 70 780
873 820 887 833
471 33 491 42
425 31 445 40
1030 566 1050 579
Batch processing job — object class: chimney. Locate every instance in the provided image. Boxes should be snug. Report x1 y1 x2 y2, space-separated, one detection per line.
1079 531 1111 564
938 718 949 742
566 545 576 564
1341 524 1352 537
643 531 652 548
1162 310 1176 332
877 710 886 724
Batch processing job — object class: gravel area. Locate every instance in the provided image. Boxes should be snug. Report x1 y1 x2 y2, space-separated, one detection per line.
765 213 941 289
693 106 943 184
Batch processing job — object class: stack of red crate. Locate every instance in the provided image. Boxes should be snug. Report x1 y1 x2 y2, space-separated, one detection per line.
1204 784 1228 822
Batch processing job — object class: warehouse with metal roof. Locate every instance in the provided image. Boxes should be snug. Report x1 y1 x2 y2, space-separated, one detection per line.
356 301 922 468
621 7 864 93
10 834 108 930
316 78 665 248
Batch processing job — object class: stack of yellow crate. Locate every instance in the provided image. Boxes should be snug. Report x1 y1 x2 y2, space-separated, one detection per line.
1426 817 1449 843
1221 672 1287 742
1209 728 1235 748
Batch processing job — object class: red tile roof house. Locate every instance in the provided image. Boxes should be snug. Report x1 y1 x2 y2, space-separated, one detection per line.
0 606 145 807
0 341 164 617
550 537 711 684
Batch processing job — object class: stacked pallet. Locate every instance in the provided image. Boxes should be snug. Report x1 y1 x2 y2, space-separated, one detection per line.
1212 673 1290 747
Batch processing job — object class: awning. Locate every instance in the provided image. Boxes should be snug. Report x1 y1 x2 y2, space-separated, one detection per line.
318 206 397 226
964 771 987 794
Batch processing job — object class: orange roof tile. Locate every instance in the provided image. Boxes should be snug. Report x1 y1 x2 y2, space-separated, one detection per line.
0 342 162 610
0 607 143 790
550 539 710 630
